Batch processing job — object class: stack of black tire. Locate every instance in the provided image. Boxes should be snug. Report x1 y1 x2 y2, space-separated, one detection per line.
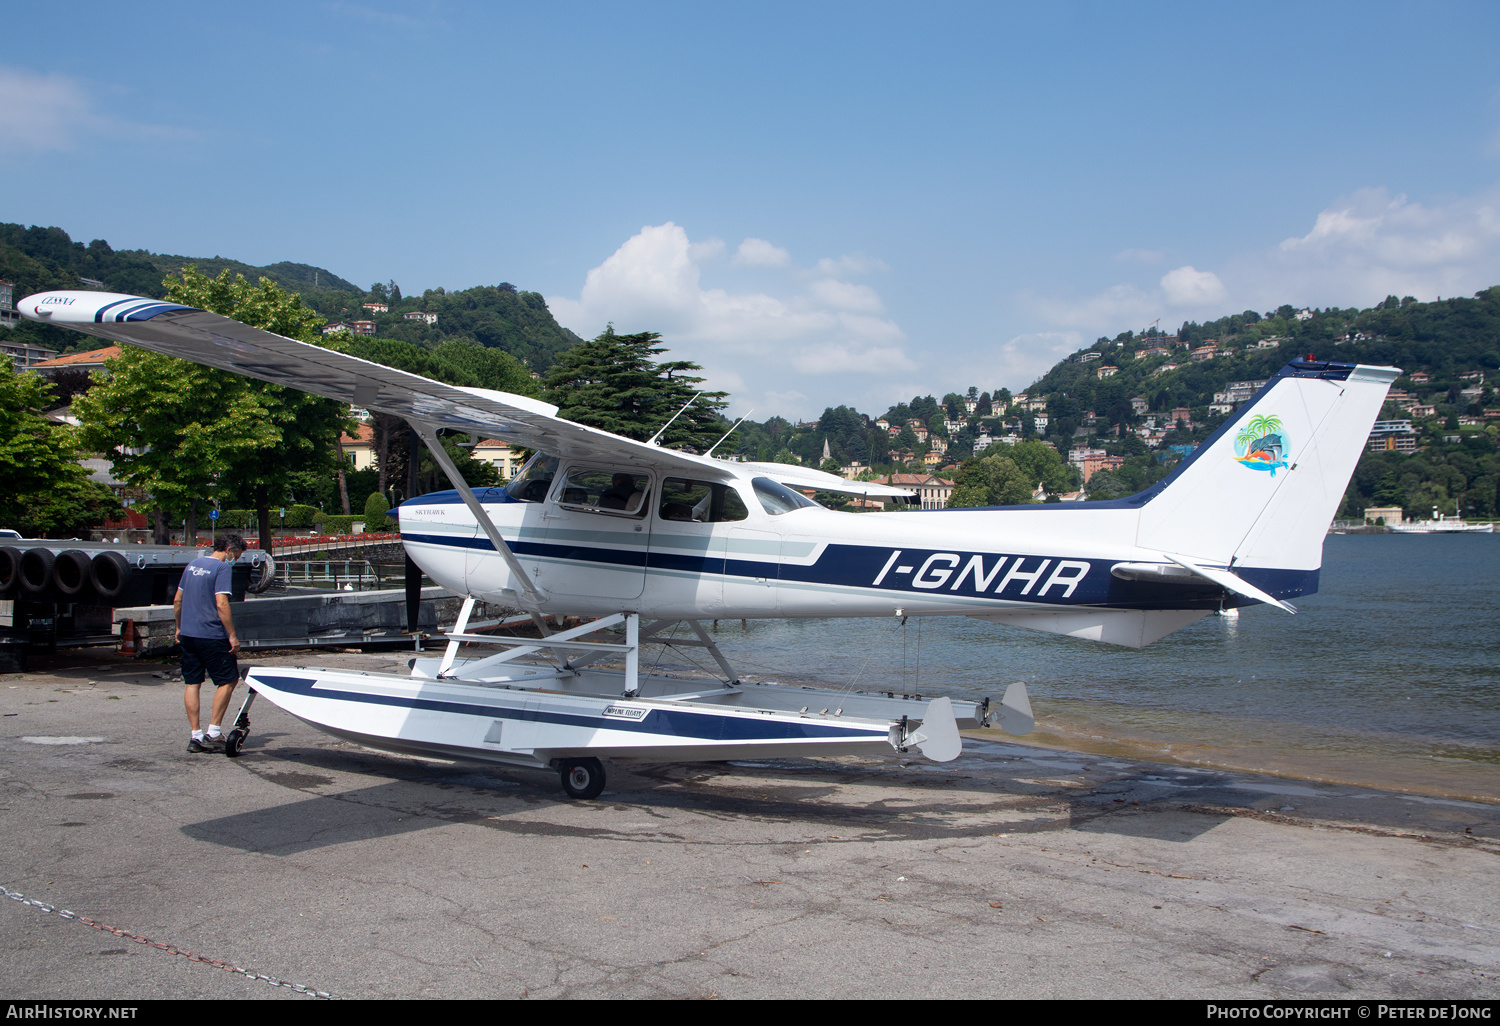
0 546 191 607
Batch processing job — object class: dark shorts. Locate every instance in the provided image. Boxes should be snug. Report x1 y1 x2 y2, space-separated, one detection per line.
181 635 238 687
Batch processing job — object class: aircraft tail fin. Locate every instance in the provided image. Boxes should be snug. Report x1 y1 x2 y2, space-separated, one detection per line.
1131 359 1398 594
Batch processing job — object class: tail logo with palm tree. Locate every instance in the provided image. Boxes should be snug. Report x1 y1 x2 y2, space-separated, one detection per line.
1233 414 1290 475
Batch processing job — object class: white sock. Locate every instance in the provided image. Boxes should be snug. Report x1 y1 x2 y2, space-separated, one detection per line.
206 726 222 738
192 730 204 740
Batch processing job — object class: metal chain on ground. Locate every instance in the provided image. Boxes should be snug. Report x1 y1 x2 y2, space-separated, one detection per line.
1 885 336 999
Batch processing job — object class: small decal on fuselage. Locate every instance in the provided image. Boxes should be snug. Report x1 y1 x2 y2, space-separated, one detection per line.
602 704 648 720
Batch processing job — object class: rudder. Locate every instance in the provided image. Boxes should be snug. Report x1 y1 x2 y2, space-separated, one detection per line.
1134 359 1398 584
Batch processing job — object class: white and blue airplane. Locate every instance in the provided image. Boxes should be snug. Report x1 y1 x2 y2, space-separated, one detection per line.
21 290 1398 797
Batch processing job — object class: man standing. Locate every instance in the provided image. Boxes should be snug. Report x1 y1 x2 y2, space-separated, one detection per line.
175 532 245 753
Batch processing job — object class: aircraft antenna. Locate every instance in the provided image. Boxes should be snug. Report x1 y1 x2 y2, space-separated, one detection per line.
647 391 703 446
705 410 754 458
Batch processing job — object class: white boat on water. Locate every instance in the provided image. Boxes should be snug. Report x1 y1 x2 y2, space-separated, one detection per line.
1389 508 1495 534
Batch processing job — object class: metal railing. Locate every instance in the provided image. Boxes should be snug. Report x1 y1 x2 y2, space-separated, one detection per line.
272 559 400 591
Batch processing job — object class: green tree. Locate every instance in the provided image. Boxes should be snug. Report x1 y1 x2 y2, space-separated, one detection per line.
429 339 538 394
75 343 277 543
162 267 354 544
542 327 729 449
1084 469 1129 500
0 363 118 536
1007 440 1079 494
948 454 1035 508
363 491 391 532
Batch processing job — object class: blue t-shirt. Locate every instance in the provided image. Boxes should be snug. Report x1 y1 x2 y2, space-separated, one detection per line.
178 556 234 639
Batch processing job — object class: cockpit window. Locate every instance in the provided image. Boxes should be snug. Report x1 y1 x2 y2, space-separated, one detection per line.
658 479 750 523
504 453 558 502
752 477 818 515
556 468 652 518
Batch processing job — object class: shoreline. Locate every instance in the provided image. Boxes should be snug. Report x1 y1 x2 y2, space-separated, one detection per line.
989 717 1500 807
566 649 1500 806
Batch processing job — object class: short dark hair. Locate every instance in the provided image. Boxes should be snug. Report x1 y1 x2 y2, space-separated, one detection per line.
215 532 246 554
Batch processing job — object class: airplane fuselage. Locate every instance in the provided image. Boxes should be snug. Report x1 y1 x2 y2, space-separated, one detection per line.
396 465 1292 627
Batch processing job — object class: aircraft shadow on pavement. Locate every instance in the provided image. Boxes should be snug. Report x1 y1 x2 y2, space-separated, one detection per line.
179 744 1417 853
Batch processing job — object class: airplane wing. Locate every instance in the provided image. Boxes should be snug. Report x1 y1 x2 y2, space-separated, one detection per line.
20 291 726 478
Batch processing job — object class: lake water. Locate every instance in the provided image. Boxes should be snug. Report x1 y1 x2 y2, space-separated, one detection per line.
690 534 1500 801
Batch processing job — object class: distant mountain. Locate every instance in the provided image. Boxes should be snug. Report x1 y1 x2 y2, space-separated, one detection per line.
0 223 360 302
0 222 581 369
730 289 1500 518
1023 290 1500 435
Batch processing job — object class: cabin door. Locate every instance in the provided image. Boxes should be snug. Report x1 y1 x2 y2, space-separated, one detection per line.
538 465 652 603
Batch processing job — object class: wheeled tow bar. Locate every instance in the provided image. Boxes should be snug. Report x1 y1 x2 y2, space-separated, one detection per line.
223 687 257 757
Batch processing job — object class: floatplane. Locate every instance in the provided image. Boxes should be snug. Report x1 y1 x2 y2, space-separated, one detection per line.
22 290 1399 797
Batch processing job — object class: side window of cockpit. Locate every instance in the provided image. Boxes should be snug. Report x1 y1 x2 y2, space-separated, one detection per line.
504 454 558 502
556 468 652 518
658 479 749 523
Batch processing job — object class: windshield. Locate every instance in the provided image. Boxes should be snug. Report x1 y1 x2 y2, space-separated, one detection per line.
752 477 818 515
504 453 558 502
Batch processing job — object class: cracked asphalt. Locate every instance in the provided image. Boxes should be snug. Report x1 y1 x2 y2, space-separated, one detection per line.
2 650 1498 1000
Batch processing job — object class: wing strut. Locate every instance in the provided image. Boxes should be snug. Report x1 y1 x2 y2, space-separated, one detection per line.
410 421 546 610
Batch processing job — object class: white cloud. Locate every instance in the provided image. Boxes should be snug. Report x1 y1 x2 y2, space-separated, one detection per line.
548 223 911 419
1159 265 1228 307
1252 186 1500 304
0 67 93 152
812 254 889 276
732 237 789 267
1022 283 1159 330
982 332 1085 394
0 65 191 155
804 277 885 314
791 343 912 375
688 237 726 262
1025 182 1500 353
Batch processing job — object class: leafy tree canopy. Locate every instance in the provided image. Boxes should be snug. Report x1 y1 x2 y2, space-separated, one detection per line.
948 454 1035 508
0 363 118 536
543 327 729 450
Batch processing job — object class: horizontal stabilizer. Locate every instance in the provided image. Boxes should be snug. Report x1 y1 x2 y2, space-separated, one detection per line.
1162 553 1296 614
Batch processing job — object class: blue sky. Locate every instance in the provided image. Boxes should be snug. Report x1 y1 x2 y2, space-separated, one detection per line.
6 1 1500 418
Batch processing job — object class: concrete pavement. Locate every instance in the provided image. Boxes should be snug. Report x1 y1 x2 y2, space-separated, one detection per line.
2 650 1497 1000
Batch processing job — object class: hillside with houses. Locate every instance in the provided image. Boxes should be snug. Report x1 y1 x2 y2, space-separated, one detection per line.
729 289 1500 519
